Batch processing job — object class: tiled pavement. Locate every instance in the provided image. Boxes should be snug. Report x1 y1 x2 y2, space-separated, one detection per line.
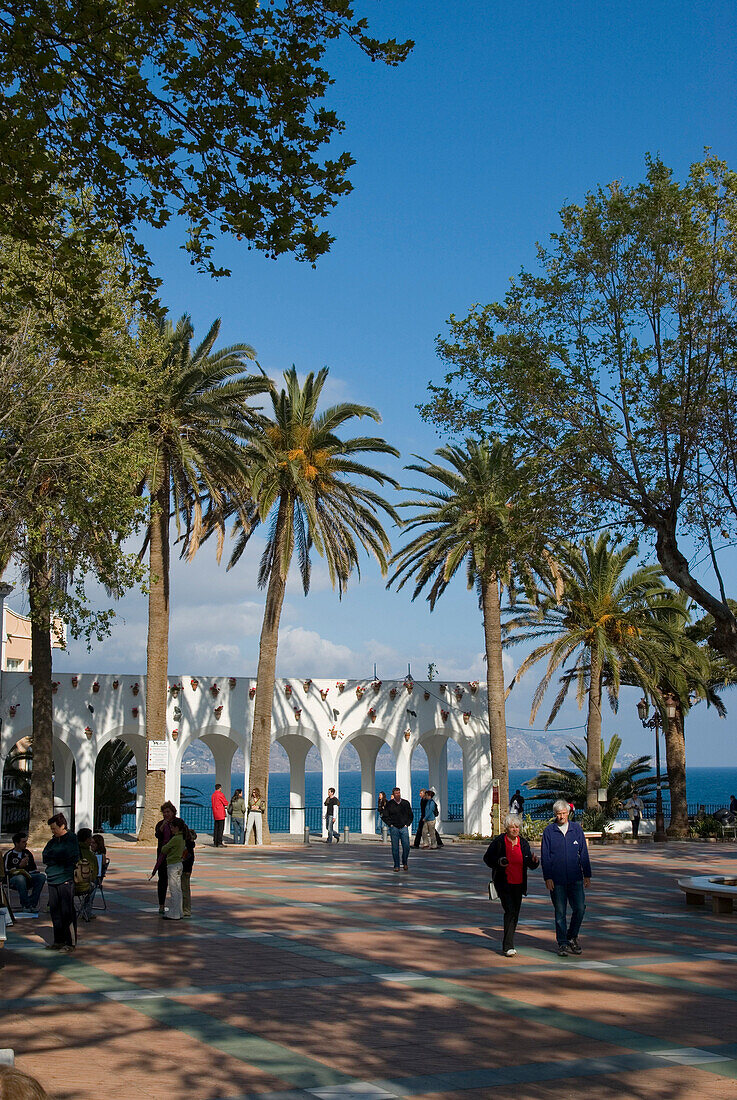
4 839 737 1099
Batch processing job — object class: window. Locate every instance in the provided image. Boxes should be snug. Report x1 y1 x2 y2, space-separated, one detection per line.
6 657 23 670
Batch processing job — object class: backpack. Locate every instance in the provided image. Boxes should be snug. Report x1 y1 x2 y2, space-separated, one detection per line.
74 856 94 895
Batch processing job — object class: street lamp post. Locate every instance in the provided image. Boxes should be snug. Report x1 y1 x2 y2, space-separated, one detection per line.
637 697 668 842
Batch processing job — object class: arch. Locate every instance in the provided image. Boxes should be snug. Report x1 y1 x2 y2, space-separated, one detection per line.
52 737 77 826
273 733 312 835
338 730 396 834
94 736 138 834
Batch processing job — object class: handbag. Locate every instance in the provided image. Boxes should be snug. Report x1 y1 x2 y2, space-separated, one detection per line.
488 880 499 902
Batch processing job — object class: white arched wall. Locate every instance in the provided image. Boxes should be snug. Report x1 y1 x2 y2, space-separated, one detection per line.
0 674 492 836
339 730 392 834
275 730 322 834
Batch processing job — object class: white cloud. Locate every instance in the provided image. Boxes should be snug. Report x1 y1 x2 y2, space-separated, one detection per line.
276 627 357 676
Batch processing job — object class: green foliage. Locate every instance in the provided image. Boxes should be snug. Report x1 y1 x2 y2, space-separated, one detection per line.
94 740 137 828
580 809 607 833
521 814 546 840
424 155 737 667
505 535 685 725
525 735 659 818
228 366 400 592
0 1 412 305
389 438 552 608
689 816 723 839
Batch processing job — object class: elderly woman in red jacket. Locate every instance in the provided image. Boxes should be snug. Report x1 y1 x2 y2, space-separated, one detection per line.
483 813 540 957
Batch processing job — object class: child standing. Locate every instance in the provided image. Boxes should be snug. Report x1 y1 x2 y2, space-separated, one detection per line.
150 818 185 920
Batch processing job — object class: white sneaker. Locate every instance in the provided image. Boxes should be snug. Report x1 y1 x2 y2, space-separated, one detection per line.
504 948 517 957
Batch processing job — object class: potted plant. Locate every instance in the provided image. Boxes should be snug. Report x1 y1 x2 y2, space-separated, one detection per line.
84 726 93 738
210 682 220 697
336 681 346 693
229 677 237 689
190 678 199 691
403 677 413 693
112 679 119 690
441 709 449 722
454 686 464 701
389 687 397 700
320 687 330 700
463 711 471 724
71 675 78 688
368 707 377 722
285 684 293 697
372 680 382 693
171 727 179 741
302 679 312 692
131 706 139 718
328 725 338 739
293 707 302 720
92 680 100 694
214 705 223 719
170 682 181 697
249 685 256 699
424 691 430 701
132 682 140 696
404 728 411 741
469 681 479 694
356 685 365 699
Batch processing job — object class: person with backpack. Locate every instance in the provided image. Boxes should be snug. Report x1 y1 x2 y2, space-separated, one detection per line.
421 789 439 849
42 813 81 952
75 828 100 921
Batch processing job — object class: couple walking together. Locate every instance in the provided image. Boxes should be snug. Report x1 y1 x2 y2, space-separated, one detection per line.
484 800 592 957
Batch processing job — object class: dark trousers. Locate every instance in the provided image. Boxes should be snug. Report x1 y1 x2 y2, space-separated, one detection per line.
551 880 586 945
157 863 168 907
213 819 225 847
632 813 640 838
48 880 76 946
498 883 524 952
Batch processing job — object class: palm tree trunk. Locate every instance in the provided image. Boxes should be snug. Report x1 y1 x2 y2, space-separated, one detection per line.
586 645 603 811
249 496 290 844
664 697 688 837
27 549 54 846
482 572 509 817
139 465 170 843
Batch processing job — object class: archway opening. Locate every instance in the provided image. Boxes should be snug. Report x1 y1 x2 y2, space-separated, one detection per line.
411 743 429 819
267 739 290 833
337 740 360 832
304 743 323 833
94 738 136 832
1 736 32 833
180 736 216 833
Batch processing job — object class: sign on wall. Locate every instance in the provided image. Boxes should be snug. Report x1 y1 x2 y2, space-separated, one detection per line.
147 740 168 771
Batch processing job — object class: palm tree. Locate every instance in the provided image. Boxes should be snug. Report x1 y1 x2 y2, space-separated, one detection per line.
138 316 268 841
505 535 684 810
525 735 658 819
94 740 137 829
226 367 399 839
389 438 552 812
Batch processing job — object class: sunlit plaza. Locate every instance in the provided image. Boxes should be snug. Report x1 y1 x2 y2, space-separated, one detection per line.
5 839 737 1099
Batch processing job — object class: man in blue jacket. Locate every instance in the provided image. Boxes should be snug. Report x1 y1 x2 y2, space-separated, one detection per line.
541 799 592 957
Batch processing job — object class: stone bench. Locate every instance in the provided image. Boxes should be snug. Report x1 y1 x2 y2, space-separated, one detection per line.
677 875 737 914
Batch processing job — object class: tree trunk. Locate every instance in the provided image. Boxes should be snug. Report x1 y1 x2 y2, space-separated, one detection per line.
664 697 688 837
249 496 290 844
585 645 603 812
139 466 170 843
27 549 54 847
655 522 737 668
482 573 509 817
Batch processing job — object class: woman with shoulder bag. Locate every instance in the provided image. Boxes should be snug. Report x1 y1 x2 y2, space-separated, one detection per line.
483 813 540 957
229 788 246 845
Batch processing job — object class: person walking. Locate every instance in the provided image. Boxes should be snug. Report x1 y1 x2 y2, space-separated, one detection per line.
41 813 81 952
151 817 186 920
229 788 246 845
211 783 229 847
324 787 340 843
245 787 265 845
483 813 540 956
422 790 439 849
4 832 46 912
382 787 413 872
510 789 525 816
154 801 177 913
625 789 645 838
413 789 428 849
541 799 592 957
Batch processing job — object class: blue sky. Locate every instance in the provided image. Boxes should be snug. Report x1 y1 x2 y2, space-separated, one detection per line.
29 1 737 764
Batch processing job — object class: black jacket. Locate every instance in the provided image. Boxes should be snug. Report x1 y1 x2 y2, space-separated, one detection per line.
382 797 414 828
483 834 539 896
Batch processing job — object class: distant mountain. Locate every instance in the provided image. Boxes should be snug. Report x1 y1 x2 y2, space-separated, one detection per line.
178 728 608 774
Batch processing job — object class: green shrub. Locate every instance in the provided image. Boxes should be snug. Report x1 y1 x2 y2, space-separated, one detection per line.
689 815 722 839
580 808 608 833
522 815 547 840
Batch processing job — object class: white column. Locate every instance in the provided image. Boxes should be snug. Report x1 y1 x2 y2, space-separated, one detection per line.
462 734 492 836
354 736 381 834
283 738 310 834
206 736 237 835
53 745 75 820
395 741 412 815
73 739 96 831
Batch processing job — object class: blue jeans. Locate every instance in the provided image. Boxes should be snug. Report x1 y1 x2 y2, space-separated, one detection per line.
389 825 410 869
551 879 586 945
231 818 244 844
10 871 46 909
326 817 339 842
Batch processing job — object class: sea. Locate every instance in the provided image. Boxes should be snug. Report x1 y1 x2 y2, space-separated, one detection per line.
182 767 737 813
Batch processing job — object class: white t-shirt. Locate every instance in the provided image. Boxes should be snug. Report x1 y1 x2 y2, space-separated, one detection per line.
557 822 569 836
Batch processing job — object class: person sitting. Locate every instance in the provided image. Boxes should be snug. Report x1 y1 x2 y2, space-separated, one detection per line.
90 833 110 881
4 832 46 912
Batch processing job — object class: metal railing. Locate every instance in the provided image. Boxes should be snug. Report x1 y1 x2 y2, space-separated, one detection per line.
92 802 467 835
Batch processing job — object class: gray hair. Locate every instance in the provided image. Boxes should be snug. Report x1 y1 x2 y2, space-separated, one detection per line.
504 813 523 828
552 799 571 814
